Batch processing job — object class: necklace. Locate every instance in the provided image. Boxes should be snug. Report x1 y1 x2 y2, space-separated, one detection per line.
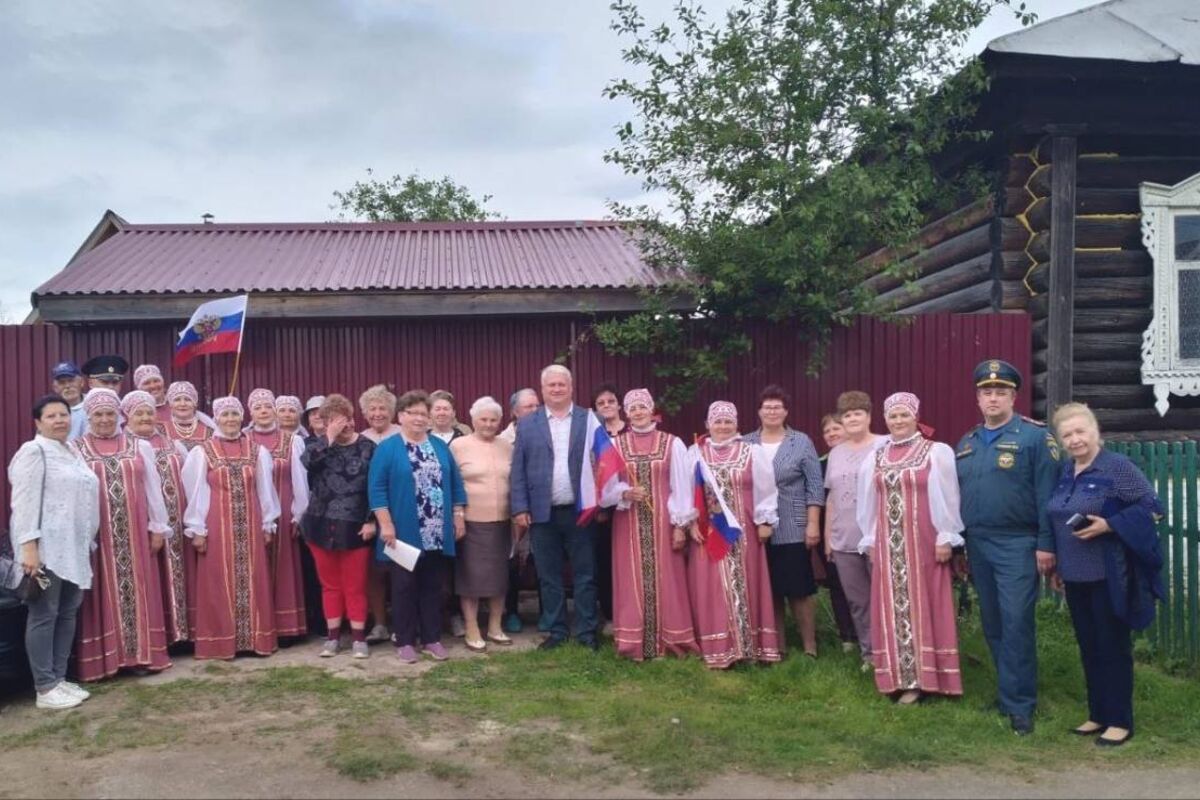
172 417 198 437
886 431 921 449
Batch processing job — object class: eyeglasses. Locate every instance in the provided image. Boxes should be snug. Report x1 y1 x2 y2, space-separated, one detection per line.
760 405 786 412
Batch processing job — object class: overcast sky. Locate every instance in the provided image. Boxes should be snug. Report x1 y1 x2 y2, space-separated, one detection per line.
1 0 1093 321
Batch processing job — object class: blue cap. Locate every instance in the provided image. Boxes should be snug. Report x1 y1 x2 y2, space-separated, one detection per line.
51 360 83 379
973 359 1021 390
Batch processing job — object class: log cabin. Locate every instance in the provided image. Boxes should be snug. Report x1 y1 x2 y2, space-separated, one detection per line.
858 0 1200 440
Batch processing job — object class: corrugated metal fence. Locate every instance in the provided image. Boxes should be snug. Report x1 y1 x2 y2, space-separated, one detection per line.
1 313 1031 521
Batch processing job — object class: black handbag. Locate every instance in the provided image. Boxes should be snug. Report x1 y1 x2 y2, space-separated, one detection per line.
5 444 51 604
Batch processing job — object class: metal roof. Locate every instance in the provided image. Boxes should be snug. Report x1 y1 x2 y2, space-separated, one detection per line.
35 216 678 297
986 0 1200 65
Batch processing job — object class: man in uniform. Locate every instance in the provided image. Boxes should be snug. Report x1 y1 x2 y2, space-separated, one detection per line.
955 359 1060 736
81 354 129 393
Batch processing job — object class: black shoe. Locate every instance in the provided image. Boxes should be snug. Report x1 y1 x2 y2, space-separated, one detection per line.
578 638 601 652
1071 722 1104 737
1095 729 1134 747
1009 714 1034 736
538 636 567 651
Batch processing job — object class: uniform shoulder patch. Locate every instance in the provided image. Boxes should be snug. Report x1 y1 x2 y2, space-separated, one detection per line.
1045 433 1060 461
1021 415 1047 427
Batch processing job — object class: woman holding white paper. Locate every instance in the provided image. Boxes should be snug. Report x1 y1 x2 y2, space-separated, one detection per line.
368 390 467 664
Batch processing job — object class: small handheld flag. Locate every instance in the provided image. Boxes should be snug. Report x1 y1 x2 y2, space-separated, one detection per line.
576 410 626 526
694 457 743 561
174 295 248 369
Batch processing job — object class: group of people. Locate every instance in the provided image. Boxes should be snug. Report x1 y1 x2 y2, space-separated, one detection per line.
7 355 1165 750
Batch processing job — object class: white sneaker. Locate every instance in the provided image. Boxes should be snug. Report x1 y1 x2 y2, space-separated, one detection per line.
351 641 370 659
36 686 82 710
319 639 340 658
58 680 91 701
366 624 390 643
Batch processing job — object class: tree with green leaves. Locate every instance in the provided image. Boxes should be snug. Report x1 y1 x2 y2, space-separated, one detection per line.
598 0 1033 411
333 169 499 222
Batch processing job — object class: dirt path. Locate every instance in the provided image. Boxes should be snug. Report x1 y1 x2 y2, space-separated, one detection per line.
2 636 1196 799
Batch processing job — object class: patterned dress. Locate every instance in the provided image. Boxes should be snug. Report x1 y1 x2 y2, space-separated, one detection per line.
686 439 781 669
407 439 445 550
72 433 173 680
181 436 281 659
605 428 698 661
858 437 964 696
140 432 192 643
250 428 309 636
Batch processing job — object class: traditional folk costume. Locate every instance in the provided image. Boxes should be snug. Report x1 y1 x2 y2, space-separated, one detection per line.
275 394 310 440
686 401 781 669
71 389 173 681
182 396 282 659
600 389 698 661
856 392 965 697
124 391 193 644
162 381 216 451
247 388 310 638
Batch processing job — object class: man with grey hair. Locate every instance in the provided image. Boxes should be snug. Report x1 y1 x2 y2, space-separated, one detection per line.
510 365 600 650
499 388 539 445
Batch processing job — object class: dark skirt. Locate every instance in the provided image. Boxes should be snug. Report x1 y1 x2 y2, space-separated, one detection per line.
766 540 817 599
455 521 511 598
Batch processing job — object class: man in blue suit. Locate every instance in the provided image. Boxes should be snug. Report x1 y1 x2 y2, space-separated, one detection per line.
510 364 599 650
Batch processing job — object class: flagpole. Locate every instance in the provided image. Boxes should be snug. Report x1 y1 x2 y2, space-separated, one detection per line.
227 295 249 397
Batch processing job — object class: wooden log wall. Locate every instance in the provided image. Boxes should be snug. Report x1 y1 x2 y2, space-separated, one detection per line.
858 193 1019 314
1027 133 1200 436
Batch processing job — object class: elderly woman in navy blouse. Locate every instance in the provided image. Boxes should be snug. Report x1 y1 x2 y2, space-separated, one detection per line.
1046 403 1164 748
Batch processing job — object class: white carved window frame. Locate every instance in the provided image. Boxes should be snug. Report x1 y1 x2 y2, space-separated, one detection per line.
1140 171 1200 416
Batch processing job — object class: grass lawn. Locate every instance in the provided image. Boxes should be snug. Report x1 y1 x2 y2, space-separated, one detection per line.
8 600 1200 795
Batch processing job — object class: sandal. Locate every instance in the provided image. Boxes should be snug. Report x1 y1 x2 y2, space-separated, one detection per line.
486 632 513 646
464 638 487 653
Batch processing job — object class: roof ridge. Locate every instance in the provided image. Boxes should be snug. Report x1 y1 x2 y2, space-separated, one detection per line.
120 219 625 233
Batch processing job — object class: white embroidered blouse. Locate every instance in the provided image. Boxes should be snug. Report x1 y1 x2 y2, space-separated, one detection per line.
854 438 965 554
180 438 282 537
7 435 101 589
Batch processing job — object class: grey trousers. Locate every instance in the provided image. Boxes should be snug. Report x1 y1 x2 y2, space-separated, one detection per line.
830 551 872 656
25 570 83 692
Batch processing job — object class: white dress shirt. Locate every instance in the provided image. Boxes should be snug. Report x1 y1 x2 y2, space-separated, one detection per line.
547 404 575 506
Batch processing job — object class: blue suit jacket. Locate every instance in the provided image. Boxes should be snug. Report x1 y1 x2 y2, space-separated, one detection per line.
509 404 589 524
368 434 466 560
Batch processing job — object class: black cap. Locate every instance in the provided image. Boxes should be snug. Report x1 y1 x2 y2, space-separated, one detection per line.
81 355 129 381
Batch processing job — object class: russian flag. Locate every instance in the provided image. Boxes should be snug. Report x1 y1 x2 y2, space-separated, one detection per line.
174 295 248 368
576 410 625 525
694 457 742 561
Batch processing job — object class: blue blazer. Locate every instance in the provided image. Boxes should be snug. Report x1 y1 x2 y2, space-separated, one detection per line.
509 404 589 524
368 434 466 560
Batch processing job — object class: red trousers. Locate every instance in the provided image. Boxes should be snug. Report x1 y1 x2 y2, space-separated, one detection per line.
306 543 371 625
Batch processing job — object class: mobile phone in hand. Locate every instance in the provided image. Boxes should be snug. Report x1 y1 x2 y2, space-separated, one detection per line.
1065 512 1091 532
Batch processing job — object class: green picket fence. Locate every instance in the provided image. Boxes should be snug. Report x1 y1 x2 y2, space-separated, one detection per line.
1106 441 1200 668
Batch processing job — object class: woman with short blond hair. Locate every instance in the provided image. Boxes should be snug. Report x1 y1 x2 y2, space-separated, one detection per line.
1047 402 1163 747
358 383 401 642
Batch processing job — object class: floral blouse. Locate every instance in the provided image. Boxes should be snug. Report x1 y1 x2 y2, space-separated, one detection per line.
407 439 445 551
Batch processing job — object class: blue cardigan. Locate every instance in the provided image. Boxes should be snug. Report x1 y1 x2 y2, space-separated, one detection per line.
368 434 466 561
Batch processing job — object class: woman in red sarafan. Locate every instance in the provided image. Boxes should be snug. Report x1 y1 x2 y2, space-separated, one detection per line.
685 400 781 669
246 388 310 639
856 392 964 704
600 388 698 662
182 396 281 660
71 388 173 681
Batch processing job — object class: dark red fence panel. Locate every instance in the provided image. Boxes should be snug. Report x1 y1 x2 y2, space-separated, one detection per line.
0 313 1029 525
